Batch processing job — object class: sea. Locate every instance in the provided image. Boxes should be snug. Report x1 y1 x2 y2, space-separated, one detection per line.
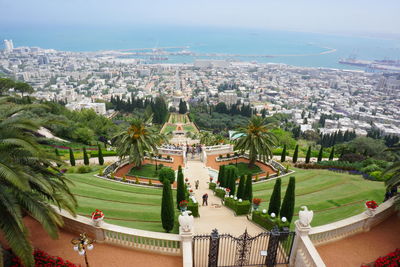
1 25 400 70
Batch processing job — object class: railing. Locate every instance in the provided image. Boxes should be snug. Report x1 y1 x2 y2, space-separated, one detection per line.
309 198 395 246
103 158 129 176
157 147 184 155
204 144 233 155
56 208 182 256
294 235 326 267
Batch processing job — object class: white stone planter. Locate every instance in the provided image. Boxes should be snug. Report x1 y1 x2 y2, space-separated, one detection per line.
92 217 104 227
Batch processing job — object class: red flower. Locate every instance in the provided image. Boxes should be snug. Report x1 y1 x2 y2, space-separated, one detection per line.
91 209 104 220
366 200 378 209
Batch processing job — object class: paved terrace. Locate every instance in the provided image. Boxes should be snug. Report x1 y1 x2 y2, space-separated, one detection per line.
317 214 400 266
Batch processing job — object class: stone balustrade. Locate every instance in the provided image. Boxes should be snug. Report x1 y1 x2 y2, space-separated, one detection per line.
56 208 182 256
294 235 326 267
309 198 395 246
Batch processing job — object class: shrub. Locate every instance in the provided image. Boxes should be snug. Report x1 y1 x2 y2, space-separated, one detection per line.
161 180 175 232
90 150 117 157
219 154 223 159
360 164 382 174
209 182 217 190
98 168 104 176
215 188 226 199
122 175 127 182
158 167 175 184
110 173 115 179
135 177 139 184
69 148 75 166
226 153 230 158
280 176 296 222
83 147 90 166
187 200 199 217
166 155 171 160
236 175 246 199
268 178 281 216
148 179 153 186
176 166 185 209
292 144 299 163
252 211 290 230
243 174 253 201
224 198 251 215
98 144 104 165
77 165 92 173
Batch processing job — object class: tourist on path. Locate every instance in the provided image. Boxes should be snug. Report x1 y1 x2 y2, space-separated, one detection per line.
195 180 199 190
202 193 208 206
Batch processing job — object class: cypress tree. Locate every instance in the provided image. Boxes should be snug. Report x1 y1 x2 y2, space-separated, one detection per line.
228 168 237 196
176 166 185 209
161 180 175 232
280 176 296 222
217 165 225 187
305 146 311 164
317 146 323 162
268 178 281 216
243 174 253 201
292 145 299 163
281 145 287 162
329 146 335 161
69 148 75 166
83 147 89 166
98 144 104 165
236 175 246 199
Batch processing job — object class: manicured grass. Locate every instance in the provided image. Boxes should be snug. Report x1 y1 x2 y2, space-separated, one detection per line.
162 124 177 134
223 162 263 176
127 164 171 179
253 168 385 228
66 171 180 233
183 124 196 132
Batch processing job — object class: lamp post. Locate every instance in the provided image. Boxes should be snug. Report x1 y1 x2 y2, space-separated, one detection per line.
71 233 95 267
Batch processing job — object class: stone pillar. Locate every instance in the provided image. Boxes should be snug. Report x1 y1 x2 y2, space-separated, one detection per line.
180 228 193 267
289 220 312 266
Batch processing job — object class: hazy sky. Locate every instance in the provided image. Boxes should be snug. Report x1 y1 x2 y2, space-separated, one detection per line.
1 0 400 36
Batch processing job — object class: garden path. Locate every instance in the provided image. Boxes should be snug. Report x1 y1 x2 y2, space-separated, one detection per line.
183 160 264 236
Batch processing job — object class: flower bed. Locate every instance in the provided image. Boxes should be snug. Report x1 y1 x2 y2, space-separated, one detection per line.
224 197 251 216
361 248 400 267
10 249 79 267
252 211 290 230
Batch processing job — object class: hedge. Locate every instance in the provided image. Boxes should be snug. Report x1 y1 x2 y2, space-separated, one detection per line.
252 211 290 230
187 200 199 217
215 188 226 199
209 182 217 190
224 197 251 216
90 150 117 157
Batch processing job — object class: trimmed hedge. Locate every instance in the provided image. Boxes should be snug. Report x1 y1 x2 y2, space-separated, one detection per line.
187 200 199 217
209 182 217 190
252 211 290 230
215 188 226 199
224 197 251 216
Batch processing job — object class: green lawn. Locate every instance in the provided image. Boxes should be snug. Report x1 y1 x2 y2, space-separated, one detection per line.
162 124 176 134
253 168 385 228
183 124 196 132
223 162 263 177
127 164 171 179
66 171 179 233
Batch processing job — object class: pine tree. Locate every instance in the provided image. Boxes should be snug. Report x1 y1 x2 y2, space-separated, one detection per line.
83 147 89 166
176 166 185 209
243 174 253 201
281 145 287 162
317 146 323 162
280 176 296 222
329 146 335 161
305 146 311 163
268 178 281 216
69 148 75 166
161 180 175 232
236 175 246 199
98 144 104 165
217 165 225 187
292 145 299 163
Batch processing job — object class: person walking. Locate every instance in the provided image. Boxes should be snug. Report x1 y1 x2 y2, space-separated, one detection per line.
202 193 208 206
195 180 199 190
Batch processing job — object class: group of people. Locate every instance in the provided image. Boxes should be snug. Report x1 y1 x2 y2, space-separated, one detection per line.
192 179 209 206
185 144 203 159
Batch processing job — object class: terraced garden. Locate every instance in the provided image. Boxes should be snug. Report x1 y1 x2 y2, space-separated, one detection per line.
253 168 385 227
66 171 179 233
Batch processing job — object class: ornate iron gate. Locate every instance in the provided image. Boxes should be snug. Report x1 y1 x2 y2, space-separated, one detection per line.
193 228 295 267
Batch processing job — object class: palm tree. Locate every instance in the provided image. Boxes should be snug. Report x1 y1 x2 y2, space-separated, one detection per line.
233 116 277 167
383 146 400 209
114 117 165 168
0 98 77 266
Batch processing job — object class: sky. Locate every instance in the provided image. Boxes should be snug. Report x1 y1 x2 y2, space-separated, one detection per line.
1 0 400 37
